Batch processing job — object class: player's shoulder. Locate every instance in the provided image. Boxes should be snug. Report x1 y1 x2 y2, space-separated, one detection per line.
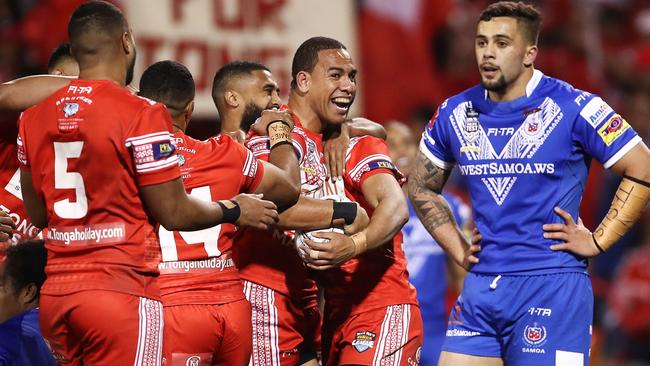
347 135 390 161
349 135 386 150
437 84 485 117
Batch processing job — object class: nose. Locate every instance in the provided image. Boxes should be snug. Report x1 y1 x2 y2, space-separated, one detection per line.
271 90 281 107
339 76 355 93
482 42 496 59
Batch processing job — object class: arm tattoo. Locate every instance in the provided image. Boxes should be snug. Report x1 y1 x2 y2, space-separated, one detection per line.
407 151 455 233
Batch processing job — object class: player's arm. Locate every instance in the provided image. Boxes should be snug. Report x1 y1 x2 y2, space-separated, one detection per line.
0 75 73 113
407 151 477 270
19 170 47 229
277 196 368 234
302 172 408 270
140 178 279 231
323 118 386 179
544 142 650 256
249 109 301 211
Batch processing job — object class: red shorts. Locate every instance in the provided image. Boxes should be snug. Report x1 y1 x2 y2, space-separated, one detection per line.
163 299 252 366
323 304 423 366
243 281 322 366
39 290 163 366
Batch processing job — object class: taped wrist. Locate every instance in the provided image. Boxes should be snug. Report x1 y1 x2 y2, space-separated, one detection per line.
217 200 241 224
593 175 650 251
351 231 367 256
332 202 357 225
268 120 292 150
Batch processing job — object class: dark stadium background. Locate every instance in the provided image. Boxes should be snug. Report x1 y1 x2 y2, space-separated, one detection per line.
2 1 649 364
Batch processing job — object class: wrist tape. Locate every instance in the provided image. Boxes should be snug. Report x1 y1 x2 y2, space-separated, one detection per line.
267 120 292 149
332 202 357 225
217 200 241 224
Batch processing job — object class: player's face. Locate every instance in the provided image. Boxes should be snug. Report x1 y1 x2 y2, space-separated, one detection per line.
386 125 417 176
308 49 357 125
475 17 531 93
0 262 23 324
240 69 281 131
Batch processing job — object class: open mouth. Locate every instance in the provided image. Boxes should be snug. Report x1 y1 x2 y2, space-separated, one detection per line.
331 97 352 113
481 64 499 78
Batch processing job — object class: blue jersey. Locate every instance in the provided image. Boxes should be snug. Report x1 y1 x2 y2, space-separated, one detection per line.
0 308 57 366
421 70 641 274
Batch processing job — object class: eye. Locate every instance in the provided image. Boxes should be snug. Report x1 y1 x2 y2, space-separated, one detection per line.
497 41 508 47
476 39 486 47
349 73 357 83
330 72 341 79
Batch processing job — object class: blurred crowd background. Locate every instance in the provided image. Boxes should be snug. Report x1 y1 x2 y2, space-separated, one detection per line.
1 0 649 365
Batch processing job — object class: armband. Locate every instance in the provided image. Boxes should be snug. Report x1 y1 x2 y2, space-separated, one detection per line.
217 200 241 224
593 175 650 251
332 202 357 225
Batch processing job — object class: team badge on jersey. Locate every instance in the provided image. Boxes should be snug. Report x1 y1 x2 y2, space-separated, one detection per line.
598 114 630 146
465 107 480 133
523 323 547 347
171 353 212 366
352 331 376 352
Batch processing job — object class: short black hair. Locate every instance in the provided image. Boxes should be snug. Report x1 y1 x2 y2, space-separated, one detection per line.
139 60 195 117
47 43 73 73
478 1 542 45
291 37 347 88
3 240 47 298
211 61 270 105
68 1 128 57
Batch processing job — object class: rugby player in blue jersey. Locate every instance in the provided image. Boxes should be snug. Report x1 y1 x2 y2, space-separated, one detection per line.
408 2 650 366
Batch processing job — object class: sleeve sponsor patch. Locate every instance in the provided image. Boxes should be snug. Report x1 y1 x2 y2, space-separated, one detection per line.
597 114 630 146
125 132 179 173
350 158 398 183
579 97 613 128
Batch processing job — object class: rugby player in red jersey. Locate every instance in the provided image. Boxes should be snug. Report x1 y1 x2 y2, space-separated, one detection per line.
289 37 423 366
17 2 277 365
213 60 371 366
138 60 300 366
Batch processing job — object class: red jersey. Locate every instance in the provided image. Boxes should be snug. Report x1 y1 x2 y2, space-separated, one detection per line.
17 80 181 298
157 132 264 306
0 114 39 243
234 110 326 303
321 136 418 315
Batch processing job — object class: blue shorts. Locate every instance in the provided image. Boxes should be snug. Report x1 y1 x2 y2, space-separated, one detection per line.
442 272 593 366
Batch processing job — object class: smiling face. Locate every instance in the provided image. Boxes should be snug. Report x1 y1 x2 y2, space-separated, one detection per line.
475 16 537 97
307 48 357 125
239 69 281 131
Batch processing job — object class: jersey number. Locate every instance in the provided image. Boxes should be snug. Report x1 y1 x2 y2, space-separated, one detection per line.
53 142 88 219
159 186 222 261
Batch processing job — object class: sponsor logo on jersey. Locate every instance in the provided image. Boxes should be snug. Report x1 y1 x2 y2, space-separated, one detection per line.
153 142 175 160
523 323 548 347
446 329 481 337
598 114 630 146
186 356 201 366
352 331 376 352
580 97 613 128
574 91 591 106
449 98 563 205
528 307 552 316
63 102 79 117
177 154 186 167
487 127 515 136
171 353 212 366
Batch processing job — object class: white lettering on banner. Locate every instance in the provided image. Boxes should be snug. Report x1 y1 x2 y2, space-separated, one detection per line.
459 162 555 176
47 223 126 245
579 97 613 129
158 256 235 274
124 0 357 117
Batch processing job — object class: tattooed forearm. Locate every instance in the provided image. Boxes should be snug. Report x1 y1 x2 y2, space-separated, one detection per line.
407 151 455 233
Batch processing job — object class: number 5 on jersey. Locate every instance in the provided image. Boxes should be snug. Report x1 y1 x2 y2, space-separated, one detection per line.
54 141 88 219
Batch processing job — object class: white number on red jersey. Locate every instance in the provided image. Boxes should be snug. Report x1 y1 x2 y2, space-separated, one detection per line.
159 185 222 261
53 142 88 219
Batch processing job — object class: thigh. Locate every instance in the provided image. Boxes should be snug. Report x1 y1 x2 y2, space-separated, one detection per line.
39 294 83 366
43 291 163 366
244 281 302 366
331 304 422 366
502 273 593 366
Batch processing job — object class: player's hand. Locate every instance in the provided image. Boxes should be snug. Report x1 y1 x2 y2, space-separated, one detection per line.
250 110 294 137
461 228 481 271
0 210 15 242
323 123 350 181
231 193 279 230
343 203 369 235
303 232 355 270
544 207 600 257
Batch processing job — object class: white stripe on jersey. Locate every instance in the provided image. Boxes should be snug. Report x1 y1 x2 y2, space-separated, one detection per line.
125 132 173 147
245 281 280 366
134 297 163 366
372 304 411 366
348 153 393 178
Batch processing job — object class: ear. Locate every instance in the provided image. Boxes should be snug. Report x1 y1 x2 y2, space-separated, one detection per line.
224 90 240 108
19 283 38 305
122 31 133 55
523 45 538 67
51 69 63 76
295 71 311 93
184 100 195 122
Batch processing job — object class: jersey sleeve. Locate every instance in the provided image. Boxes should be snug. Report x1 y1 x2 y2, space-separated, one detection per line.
345 136 405 192
573 94 642 169
16 112 30 171
225 135 265 193
124 103 181 186
420 104 455 169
